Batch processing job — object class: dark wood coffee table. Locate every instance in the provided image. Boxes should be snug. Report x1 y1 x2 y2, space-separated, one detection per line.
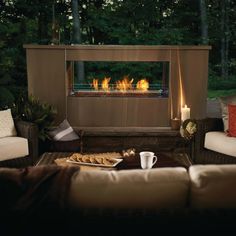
117 153 192 169
36 152 192 169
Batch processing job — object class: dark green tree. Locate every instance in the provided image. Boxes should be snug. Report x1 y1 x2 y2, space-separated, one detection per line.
0 0 236 99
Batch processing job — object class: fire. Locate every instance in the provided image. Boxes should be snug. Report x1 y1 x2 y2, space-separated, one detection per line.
91 76 149 92
116 76 133 91
92 79 99 90
101 77 111 91
136 79 149 91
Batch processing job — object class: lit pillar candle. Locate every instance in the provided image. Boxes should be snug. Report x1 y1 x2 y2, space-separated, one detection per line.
181 104 190 122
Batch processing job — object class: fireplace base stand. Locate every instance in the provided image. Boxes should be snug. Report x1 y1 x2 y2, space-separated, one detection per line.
71 128 193 160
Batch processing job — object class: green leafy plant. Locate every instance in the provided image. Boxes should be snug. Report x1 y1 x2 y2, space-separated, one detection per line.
0 87 15 109
13 94 57 141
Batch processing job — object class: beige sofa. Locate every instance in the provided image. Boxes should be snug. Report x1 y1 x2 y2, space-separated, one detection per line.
1 165 236 235
69 165 236 209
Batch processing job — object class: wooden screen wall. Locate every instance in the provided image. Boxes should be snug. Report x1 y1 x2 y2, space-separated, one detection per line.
24 45 211 127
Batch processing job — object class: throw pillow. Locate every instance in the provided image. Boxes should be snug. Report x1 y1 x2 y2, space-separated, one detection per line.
218 94 236 132
48 119 79 141
228 104 236 137
0 109 17 138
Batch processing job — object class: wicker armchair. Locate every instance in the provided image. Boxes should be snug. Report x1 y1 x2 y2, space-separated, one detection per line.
0 120 38 168
194 118 236 164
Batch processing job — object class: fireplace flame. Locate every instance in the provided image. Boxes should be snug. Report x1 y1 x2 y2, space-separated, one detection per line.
101 77 111 91
91 76 149 92
92 79 99 90
116 76 134 91
136 79 149 91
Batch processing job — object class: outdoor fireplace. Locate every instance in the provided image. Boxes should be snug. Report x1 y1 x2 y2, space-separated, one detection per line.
24 45 211 128
67 61 169 97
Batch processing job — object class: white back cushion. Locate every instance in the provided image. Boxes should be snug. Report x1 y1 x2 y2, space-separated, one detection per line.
189 165 236 208
0 109 17 138
69 167 189 209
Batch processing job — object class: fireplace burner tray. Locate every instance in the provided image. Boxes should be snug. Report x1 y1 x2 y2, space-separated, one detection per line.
70 90 168 98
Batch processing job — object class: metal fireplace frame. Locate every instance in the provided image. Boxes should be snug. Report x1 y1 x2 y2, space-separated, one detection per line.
67 60 169 98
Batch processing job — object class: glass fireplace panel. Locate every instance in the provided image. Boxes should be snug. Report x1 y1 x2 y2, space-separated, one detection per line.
67 61 169 97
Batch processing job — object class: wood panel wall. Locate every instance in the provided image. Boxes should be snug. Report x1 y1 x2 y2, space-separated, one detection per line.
24 45 211 127
67 97 169 127
26 49 66 123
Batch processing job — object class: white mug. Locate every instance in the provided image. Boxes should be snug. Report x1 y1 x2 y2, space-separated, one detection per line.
139 151 157 169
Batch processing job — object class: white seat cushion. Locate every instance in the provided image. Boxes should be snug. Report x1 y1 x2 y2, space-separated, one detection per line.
0 137 29 161
204 131 236 157
189 165 236 208
69 167 189 209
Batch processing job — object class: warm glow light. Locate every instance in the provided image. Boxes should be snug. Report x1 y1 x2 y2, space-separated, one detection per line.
178 60 183 109
91 76 150 93
101 77 111 91
92 79 99 90
136 79 149 91
116 76 133 91
176 49 185 120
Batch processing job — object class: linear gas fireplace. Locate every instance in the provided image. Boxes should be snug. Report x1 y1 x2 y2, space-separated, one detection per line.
67 61 169 98
24 45 211 127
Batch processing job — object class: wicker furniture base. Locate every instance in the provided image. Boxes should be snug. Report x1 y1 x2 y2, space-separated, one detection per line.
0 156 32 168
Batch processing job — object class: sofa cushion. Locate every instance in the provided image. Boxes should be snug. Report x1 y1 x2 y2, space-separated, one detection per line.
189 165 236 208
204 131 236 157
228 104 236 137
218 94 236 132
69 167 189 209
0 109 17 138
0 137 29 161
48 119 79 141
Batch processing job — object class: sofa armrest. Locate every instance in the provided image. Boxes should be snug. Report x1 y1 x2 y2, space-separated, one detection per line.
194 118 223 154
15 120 39 165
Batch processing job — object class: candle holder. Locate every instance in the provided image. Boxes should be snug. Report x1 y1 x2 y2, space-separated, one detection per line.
171 118 181 130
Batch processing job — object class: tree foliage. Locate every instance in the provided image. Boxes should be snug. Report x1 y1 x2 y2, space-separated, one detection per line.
0 0 236 106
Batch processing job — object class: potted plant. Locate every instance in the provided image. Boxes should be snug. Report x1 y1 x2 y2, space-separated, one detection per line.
12 94 57 154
